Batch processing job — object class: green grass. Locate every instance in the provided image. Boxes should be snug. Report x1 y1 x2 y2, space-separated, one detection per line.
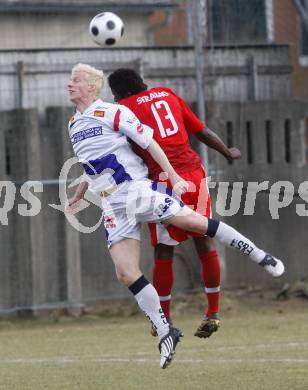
0 291 308 390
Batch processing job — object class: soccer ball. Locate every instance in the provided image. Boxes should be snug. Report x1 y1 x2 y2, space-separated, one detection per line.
89 12 124 46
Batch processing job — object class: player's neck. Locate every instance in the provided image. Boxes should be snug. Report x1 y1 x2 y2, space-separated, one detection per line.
75 96 97 113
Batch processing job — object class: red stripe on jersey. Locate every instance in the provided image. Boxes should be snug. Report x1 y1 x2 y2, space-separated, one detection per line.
113 109 121 131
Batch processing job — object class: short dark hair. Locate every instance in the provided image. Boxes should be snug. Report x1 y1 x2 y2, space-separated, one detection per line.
108 68 148 101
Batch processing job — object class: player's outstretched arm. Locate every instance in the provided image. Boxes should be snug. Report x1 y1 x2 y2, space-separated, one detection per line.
66 176 89 212
194 127 241 161
147 139 189 195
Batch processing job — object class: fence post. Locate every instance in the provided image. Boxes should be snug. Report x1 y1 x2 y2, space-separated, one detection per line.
16 61 25 109
23 109 45 310
0 116 12 312
247 55 258 101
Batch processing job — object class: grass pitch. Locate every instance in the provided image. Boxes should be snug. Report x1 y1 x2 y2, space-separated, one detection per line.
0 291 308 390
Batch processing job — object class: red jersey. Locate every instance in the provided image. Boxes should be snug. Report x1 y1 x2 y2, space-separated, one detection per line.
119 87 205 181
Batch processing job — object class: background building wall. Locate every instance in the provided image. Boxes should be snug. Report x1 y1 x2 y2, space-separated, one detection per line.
149 6 188 46
273 0 308 98
0 0 181 49
0 13 150 49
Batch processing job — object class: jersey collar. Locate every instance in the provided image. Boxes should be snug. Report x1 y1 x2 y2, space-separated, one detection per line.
76 98 104 116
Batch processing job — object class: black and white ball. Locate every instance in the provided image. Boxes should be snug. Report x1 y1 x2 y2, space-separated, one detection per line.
89 12 124 46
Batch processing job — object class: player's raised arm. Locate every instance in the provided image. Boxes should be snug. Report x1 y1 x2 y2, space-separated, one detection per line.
173 91 242 162
65 175 89 213
117 105 188 195
146 139 189 195
194 126 242 162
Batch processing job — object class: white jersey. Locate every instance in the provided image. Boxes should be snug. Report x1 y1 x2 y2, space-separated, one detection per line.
68 99 153 193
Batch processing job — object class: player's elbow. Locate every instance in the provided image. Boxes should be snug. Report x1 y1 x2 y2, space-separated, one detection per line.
146 139 155 152
193 129 206 140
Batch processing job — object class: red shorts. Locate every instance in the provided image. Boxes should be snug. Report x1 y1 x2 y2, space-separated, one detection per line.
148 166 211 246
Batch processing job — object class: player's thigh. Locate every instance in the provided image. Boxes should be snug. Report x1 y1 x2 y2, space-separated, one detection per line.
131 179 183 223
128 179 207 235
109 238 142 283
164 205 209 234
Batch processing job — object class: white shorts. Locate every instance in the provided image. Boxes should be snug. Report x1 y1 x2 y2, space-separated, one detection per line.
101 179 185 248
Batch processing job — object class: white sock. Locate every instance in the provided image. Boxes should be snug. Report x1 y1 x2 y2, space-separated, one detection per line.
209 220 266 263
129 276 169 339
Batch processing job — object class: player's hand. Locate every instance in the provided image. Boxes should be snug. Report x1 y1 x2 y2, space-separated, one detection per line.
169 173 189 196
227 147 241 161
173 180 189 196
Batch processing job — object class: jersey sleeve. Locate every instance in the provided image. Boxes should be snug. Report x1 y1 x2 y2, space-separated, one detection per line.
178 97 205 134
115 105 153 149
165 88 205 134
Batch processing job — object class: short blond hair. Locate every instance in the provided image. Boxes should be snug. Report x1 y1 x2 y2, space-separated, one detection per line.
72 63 104 97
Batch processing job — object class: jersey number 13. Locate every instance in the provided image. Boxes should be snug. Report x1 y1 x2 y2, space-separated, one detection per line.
151 100 179 138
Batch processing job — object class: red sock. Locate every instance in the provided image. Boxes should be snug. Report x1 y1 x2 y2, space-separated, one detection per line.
153 258 173 320
199 250 221 317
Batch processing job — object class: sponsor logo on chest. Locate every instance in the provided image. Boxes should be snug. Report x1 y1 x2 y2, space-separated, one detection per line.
71 126 103 145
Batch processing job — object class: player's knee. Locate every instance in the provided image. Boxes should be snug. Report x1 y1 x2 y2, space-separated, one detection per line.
193 236 215 256
116 269 139 287
116 272 132 286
